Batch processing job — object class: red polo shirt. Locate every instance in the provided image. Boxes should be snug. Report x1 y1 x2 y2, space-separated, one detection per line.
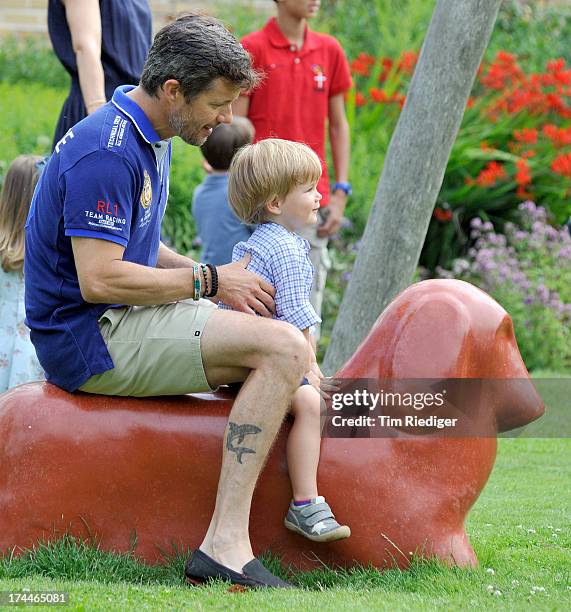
241 18 352 206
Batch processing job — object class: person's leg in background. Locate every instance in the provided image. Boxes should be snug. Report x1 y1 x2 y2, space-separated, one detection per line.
297 222 331 342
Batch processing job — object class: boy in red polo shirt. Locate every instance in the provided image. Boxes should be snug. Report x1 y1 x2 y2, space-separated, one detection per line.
234 0 352 337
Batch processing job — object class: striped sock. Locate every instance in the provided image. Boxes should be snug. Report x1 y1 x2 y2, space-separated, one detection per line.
293 498 312 507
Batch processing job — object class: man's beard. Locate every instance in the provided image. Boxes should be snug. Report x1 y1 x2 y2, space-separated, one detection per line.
168 110 208 146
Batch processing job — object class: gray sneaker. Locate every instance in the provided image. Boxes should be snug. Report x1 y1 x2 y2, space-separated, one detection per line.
284 496 351 542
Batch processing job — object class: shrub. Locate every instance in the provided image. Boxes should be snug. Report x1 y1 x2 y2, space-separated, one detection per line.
0 35 68 89
0 82 63 183
434 201 571 373
347 49 571 271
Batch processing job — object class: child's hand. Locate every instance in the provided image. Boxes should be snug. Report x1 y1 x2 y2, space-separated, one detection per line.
305 369 338 400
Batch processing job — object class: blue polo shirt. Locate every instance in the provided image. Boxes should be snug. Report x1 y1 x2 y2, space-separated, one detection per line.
25 85 171 392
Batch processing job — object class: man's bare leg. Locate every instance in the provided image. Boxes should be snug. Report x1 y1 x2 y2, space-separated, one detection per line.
197 309 308 573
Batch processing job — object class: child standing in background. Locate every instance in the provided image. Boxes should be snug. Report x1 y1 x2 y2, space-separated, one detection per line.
0 156 45 391
192 117 256 266
220 138 350 542
233 0 353 339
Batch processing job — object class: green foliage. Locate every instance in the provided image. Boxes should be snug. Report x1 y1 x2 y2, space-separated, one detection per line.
490 0 571 70
162 140 204 256
435 202 571 373
0 36 68 89
317 0 435 61
0 82 63 182
213 1 269 39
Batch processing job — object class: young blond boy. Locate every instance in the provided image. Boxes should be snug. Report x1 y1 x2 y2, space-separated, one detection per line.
220 138 350 542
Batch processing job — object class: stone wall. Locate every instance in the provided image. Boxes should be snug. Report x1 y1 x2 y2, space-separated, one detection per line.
0 0 270 37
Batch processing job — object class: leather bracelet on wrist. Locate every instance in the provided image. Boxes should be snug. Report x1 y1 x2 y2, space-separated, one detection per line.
205 263 218 297
200 263 209 297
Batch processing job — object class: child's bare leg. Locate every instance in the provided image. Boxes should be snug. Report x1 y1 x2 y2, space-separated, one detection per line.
287 384 321 501
284 383 351 542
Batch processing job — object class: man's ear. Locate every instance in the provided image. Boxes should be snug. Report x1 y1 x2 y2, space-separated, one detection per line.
161 79 182 103
266 198 281 216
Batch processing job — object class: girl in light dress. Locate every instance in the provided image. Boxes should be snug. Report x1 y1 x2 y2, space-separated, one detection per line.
0 155 45 392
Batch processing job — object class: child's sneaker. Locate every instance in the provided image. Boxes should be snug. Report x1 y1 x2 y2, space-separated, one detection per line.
284 496 350 542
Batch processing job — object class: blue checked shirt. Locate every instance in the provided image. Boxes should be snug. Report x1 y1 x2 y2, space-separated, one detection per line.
218 222 321 330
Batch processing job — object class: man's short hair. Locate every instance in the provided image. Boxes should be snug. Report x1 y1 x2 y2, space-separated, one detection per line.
228 139 322 225
200 117 255 170
141 14 260 101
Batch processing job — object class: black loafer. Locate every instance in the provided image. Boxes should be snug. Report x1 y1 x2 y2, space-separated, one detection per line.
185 548 293 588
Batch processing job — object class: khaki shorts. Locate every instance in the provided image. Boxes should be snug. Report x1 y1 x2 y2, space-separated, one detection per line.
80 299 217 397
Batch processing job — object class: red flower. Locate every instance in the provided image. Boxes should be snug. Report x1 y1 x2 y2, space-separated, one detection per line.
475 161 507 187
480 51 524 89
552 153 571 177
546 58 566 73
350 53 376 77
516 186 533 199
354 91 367 107
397 50 418 75
542 124 571 147
554 70 571 86
357 52 376 65
351 59 370 77
433 207 453 222
369 87 388 103
513 128 538 144
515 159 532 186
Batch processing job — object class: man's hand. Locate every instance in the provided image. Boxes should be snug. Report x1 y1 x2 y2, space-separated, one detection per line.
216 253 276 316
316 191 348 237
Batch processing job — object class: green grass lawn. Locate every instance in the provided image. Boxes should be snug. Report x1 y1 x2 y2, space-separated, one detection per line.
0 438 569 610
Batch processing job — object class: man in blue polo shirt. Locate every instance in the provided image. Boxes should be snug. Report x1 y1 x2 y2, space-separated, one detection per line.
25 14 307 588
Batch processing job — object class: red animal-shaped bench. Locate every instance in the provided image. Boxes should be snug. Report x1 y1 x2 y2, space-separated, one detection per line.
0 280 543 569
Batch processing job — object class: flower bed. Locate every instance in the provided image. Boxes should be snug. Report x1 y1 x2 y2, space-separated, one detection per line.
347 50 571 271
434 202 571 373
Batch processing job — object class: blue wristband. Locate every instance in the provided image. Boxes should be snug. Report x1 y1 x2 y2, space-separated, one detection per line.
332 181 352 196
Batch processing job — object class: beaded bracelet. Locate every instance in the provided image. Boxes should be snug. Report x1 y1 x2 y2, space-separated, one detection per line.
200 263 209 297
205 263 218 298
192 264 201 301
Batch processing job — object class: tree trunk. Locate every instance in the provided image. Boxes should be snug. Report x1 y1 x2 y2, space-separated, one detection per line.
323 0 502 374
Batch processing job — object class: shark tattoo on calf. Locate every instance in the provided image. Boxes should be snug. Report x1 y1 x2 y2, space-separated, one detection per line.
226 422 262 464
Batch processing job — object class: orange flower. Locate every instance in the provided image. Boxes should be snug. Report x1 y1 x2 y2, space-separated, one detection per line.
369 87 388 103
433 207 453 222
481 51 524 89
546 58 566 73
355 91 366 107
542 124 571 147
475 161 507 187
516 186 533 199
522 149 536 159
357 52 376 65
513 128 537 144
552 152 571 177
351 59 370 77
515 159 531 186
397 50 418 74
378 57 394 83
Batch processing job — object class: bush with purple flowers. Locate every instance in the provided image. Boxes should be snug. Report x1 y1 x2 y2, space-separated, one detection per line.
435 201 571 372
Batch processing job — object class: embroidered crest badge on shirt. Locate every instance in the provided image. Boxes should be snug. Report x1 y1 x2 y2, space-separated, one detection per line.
312 64 327 91
140 170 152 209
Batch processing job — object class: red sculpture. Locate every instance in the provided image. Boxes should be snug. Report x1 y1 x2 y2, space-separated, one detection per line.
0 280 543 569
